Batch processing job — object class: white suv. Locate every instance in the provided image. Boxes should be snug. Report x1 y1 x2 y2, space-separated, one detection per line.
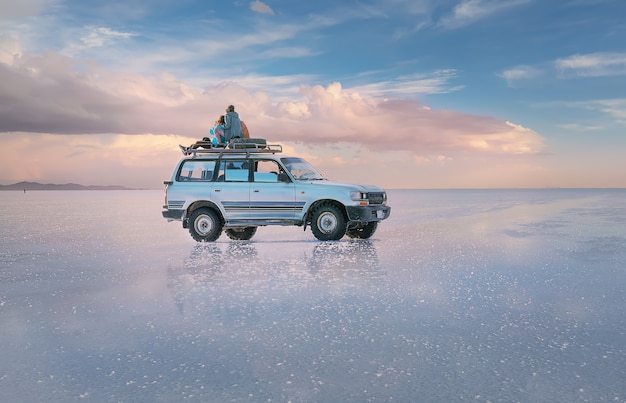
162 140 390 241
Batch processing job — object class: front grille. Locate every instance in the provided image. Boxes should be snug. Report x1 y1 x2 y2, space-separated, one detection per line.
368 192 385 205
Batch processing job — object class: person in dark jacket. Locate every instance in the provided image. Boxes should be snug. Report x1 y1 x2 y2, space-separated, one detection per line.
223 105 243 142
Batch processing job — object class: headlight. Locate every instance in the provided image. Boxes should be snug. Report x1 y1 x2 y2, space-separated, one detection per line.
350 191 366 201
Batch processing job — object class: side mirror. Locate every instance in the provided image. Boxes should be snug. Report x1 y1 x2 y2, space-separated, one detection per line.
278 173 291 183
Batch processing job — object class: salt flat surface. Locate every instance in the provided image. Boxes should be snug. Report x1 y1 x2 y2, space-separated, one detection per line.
1 189 625 402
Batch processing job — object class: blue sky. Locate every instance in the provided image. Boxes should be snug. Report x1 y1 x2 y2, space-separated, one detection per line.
0 0 625 188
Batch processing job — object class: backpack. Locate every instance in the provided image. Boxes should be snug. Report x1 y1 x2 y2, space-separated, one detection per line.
241 121 250 138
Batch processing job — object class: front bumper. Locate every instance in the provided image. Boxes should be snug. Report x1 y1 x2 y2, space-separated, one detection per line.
346 205 391 223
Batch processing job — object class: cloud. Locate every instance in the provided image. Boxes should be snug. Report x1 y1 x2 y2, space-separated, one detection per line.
0 34 22 64
63 26 137 57
498 66 539 81
556 123 603 131
0 132 183 187
502 52 626 85
250 1 275 15
351 69 464 96
0 46 544 157
0 45 547 188
265 82 544 156
498 65 542 85
555 52 626 78
548 98 626 126
438 0 530 29
583 99 626 123
593 98 626 124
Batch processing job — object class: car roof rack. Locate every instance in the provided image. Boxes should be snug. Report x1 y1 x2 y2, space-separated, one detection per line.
179 139 282 157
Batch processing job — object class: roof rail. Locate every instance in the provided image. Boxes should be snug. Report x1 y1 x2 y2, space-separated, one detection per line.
179 140 283 157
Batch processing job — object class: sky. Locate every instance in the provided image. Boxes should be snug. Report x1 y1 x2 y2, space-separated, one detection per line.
0 0 625 189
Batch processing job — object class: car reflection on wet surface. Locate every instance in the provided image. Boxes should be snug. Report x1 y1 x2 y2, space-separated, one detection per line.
1 189 625 402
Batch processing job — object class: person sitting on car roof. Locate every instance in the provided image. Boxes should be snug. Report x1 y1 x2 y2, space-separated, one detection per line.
223 105 243 142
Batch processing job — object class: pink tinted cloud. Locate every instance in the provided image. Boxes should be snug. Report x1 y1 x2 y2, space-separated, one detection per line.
264 82 544 156
0 48 544 158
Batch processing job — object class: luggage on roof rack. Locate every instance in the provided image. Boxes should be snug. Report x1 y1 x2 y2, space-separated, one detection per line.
229 138 266 149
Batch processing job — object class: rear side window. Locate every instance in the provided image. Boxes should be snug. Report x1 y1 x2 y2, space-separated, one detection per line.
216 160 250 182
178 160 217 181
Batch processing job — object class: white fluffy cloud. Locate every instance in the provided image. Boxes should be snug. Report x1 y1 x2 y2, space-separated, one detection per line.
555 52 626 78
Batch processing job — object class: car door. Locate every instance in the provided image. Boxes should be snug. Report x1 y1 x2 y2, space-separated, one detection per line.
249 159 299 220
212 159 250 220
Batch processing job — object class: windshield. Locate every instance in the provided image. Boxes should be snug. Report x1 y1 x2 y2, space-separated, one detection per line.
281 157 325 181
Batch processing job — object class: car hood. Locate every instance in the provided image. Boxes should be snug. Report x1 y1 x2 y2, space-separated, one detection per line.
298 179 385 193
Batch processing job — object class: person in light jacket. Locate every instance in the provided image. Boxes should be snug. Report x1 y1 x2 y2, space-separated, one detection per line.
223 105 242 142
209 115 226 145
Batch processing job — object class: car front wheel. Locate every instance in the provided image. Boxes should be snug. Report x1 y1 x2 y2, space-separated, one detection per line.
311 203 346 241
188 208 223 242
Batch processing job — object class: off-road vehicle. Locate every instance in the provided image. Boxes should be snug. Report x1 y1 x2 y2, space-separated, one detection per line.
162 140 390 241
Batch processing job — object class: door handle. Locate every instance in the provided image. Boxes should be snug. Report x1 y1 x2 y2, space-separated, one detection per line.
214 189 221 192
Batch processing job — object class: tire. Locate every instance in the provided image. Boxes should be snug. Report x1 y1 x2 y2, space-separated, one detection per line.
225 227 257 241
188 208 222 242
311 203 346 241
346 221 378 239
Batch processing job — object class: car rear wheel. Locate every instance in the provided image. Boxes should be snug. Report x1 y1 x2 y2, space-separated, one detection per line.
188 208 222 242
311 203 346 241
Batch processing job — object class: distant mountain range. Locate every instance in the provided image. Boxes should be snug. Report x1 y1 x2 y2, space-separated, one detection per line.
0 181 138 191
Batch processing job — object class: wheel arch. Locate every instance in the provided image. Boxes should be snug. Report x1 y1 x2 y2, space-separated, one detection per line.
184 200 223 228
306 199 348 224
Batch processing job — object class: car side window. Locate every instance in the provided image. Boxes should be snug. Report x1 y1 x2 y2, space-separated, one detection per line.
217 160 250 182
178 160 216 181
253 160 283 183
